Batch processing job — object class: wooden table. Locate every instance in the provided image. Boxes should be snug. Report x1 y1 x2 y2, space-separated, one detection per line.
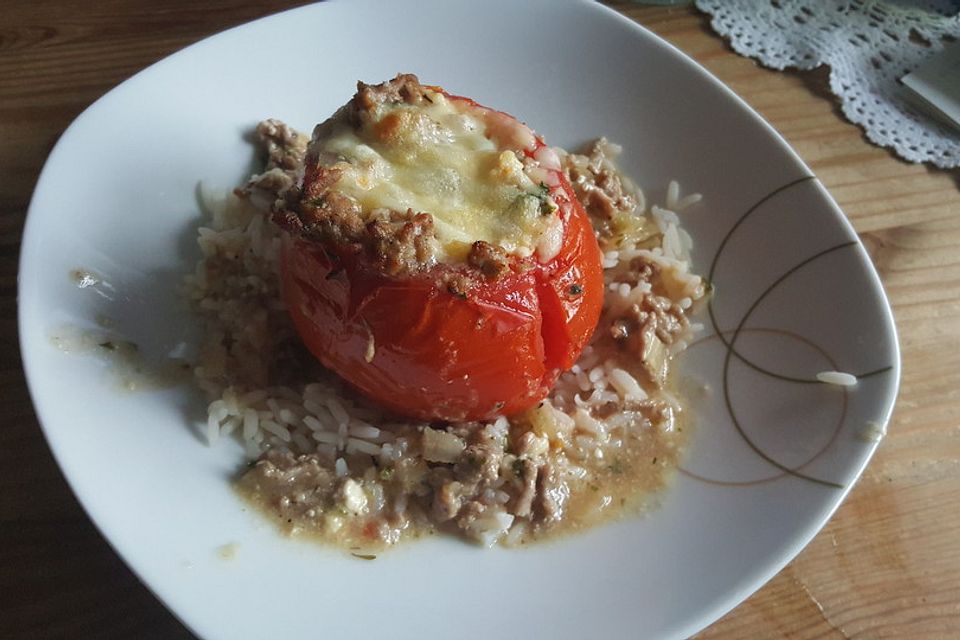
3 2 958 638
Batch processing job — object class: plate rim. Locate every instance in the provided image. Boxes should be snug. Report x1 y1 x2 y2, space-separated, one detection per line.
17 1 902 639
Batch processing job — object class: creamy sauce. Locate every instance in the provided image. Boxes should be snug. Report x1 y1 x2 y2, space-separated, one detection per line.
237 435 686 554
314 91 556 259
535 405 688 544
216 542 239 560
236 391 688 553
50 324 191 392
59 267 193 390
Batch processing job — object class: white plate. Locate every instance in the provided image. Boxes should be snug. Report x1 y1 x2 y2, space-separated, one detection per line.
19 1 900 638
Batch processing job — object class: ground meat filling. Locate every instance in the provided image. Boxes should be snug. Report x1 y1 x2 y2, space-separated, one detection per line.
607 260 688 388
239 420 570 545
565 138 639 222
561 141 691 389
259 118 309 173
245 118 309 208
352 72 428 116
467 240 510 278
365 208 437 276
242 451 338 523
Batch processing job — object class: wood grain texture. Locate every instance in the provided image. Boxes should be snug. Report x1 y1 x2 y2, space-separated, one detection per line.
2 2 957 638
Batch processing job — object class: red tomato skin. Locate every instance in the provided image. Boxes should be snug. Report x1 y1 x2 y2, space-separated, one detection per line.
283 240 550 421
534 170 605 375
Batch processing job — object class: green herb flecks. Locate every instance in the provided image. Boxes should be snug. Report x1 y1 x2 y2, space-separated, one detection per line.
536 182 557 216
608 458 626 475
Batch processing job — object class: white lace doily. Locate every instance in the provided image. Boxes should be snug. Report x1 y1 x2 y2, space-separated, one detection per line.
695 0 960 169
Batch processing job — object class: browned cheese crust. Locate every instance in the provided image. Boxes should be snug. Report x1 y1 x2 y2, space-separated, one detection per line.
266 74 512 291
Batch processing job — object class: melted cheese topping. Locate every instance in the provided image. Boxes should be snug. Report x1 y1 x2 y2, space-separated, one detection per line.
313 91 557 261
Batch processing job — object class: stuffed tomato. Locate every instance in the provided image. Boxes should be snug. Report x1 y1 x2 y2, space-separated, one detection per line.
274 74 603 421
